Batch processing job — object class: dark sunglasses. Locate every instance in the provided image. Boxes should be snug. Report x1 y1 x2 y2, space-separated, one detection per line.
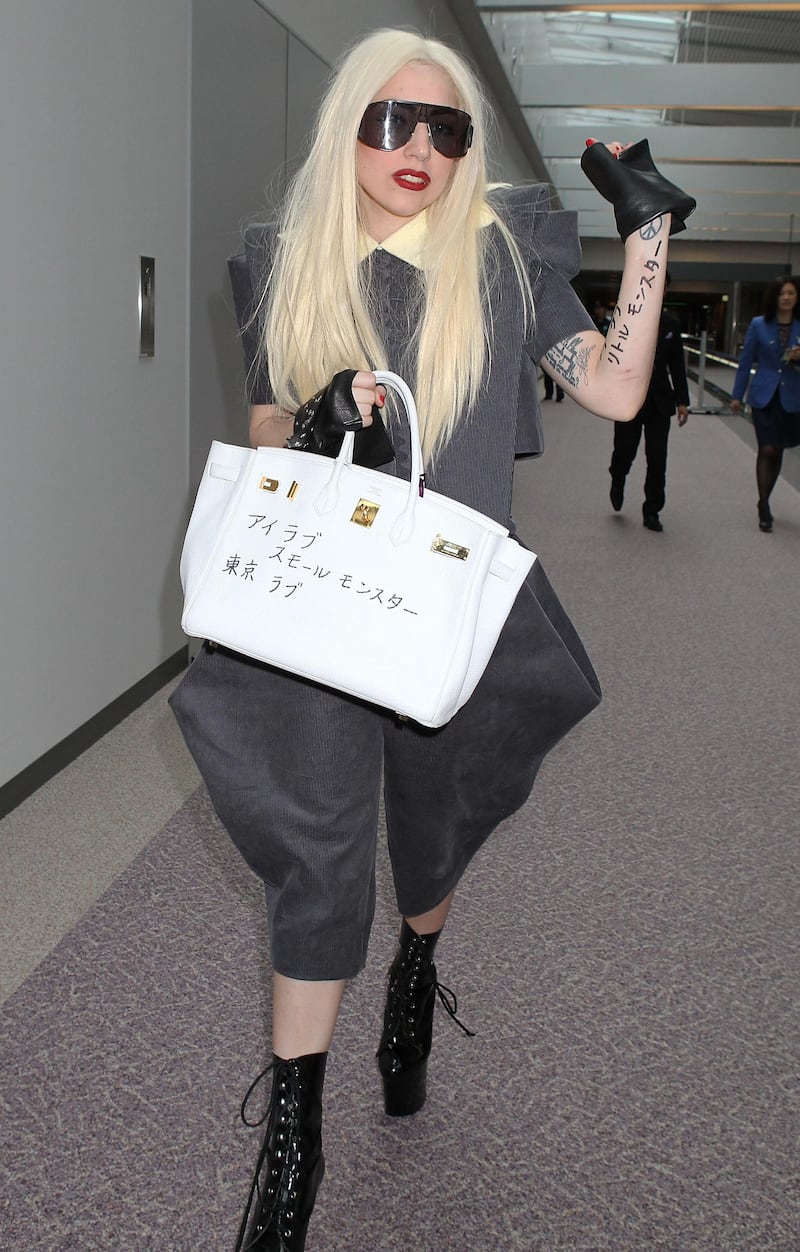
358 99 473 160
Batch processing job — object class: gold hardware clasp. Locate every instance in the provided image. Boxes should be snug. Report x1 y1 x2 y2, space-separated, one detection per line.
258 476 279 493
431 534 469 560
351 499 380 527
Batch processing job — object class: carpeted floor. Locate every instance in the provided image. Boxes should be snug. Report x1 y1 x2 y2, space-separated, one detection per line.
2 402 798 1250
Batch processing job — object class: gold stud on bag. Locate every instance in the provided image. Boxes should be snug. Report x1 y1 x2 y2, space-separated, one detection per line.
179 372 536 727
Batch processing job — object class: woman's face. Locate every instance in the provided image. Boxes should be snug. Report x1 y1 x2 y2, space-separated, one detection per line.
356 62 463 242
777 283 798 317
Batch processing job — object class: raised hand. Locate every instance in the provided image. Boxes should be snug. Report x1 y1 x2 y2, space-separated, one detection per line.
581 138 696 240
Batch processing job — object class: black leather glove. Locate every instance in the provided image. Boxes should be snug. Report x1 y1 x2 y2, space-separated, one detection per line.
287 369 394 468
581 139 696 240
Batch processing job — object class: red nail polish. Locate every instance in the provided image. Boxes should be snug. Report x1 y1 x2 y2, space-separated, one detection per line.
585 138 598 147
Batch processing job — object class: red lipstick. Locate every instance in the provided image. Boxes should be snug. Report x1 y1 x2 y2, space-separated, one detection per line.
392 169 431 191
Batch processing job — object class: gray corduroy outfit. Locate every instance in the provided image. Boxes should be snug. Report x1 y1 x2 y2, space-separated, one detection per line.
170 184 601 980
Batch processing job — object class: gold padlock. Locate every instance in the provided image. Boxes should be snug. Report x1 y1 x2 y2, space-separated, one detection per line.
351 498 380 527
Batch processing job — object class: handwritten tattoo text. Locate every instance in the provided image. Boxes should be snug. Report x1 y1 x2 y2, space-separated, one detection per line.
606 231 665 366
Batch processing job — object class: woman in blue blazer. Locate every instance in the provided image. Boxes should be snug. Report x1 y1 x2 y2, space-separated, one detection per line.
732 276 800 531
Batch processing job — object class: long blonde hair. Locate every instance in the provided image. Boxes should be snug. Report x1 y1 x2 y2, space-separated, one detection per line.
262 28 531 460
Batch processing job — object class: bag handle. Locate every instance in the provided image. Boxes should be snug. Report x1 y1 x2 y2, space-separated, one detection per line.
374 370 424 482
314 371 424 545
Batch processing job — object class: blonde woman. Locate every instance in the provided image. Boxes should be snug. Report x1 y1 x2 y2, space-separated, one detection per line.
171 27 694 1250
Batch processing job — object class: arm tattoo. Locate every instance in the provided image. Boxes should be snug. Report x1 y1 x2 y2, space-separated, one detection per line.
639 215 663 241
607 232 665 366
545 335 594 389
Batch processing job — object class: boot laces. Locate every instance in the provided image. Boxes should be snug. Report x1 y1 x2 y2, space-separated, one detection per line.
434 979 476 1038
385 947 475 1043
235 1061 303 1252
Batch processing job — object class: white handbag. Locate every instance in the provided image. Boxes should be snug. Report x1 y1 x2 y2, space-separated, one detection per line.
179 371 535 728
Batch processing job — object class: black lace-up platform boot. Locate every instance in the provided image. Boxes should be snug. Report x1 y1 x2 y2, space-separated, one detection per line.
376 920 473 1117
234 1051 327 1252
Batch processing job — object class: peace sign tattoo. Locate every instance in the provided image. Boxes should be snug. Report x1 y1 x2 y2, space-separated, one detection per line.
639 216 664 241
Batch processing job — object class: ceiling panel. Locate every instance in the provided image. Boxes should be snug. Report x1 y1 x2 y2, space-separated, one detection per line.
475 2 800 245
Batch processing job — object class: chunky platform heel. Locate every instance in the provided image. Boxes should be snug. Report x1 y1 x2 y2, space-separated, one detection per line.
376 920 473 1118
381 1053 430 1118
234 1051 327 1252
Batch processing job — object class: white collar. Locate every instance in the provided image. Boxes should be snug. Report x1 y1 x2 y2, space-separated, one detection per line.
360 211 431 268
360 193 502 270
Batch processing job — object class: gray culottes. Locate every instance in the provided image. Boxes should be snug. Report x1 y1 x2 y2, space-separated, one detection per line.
169 557 600 980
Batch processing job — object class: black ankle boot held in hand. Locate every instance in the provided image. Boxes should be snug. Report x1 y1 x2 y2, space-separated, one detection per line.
376 920 474 1118
581 138 696 240
234 1051 327 1252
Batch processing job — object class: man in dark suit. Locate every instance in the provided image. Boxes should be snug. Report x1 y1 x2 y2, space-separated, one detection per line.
609 277 690 532
594 300 614 337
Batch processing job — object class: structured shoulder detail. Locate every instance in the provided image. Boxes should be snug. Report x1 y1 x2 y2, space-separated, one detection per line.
227 223 277 404
487 182 582 281
486 182 552 213
243 222 274 248
242 222 276 289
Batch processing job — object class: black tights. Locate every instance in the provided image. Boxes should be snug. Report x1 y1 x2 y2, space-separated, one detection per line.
756 445 783 503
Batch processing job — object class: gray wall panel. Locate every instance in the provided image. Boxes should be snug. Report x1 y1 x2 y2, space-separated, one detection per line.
0 0 191 790
189 0 289 486
286 36 330 184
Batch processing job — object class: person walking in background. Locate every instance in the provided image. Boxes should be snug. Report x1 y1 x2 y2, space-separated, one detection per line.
609 273 690 532
594 300 614 336
170 27 694 1250
543 370 564 402
731 276 800 532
